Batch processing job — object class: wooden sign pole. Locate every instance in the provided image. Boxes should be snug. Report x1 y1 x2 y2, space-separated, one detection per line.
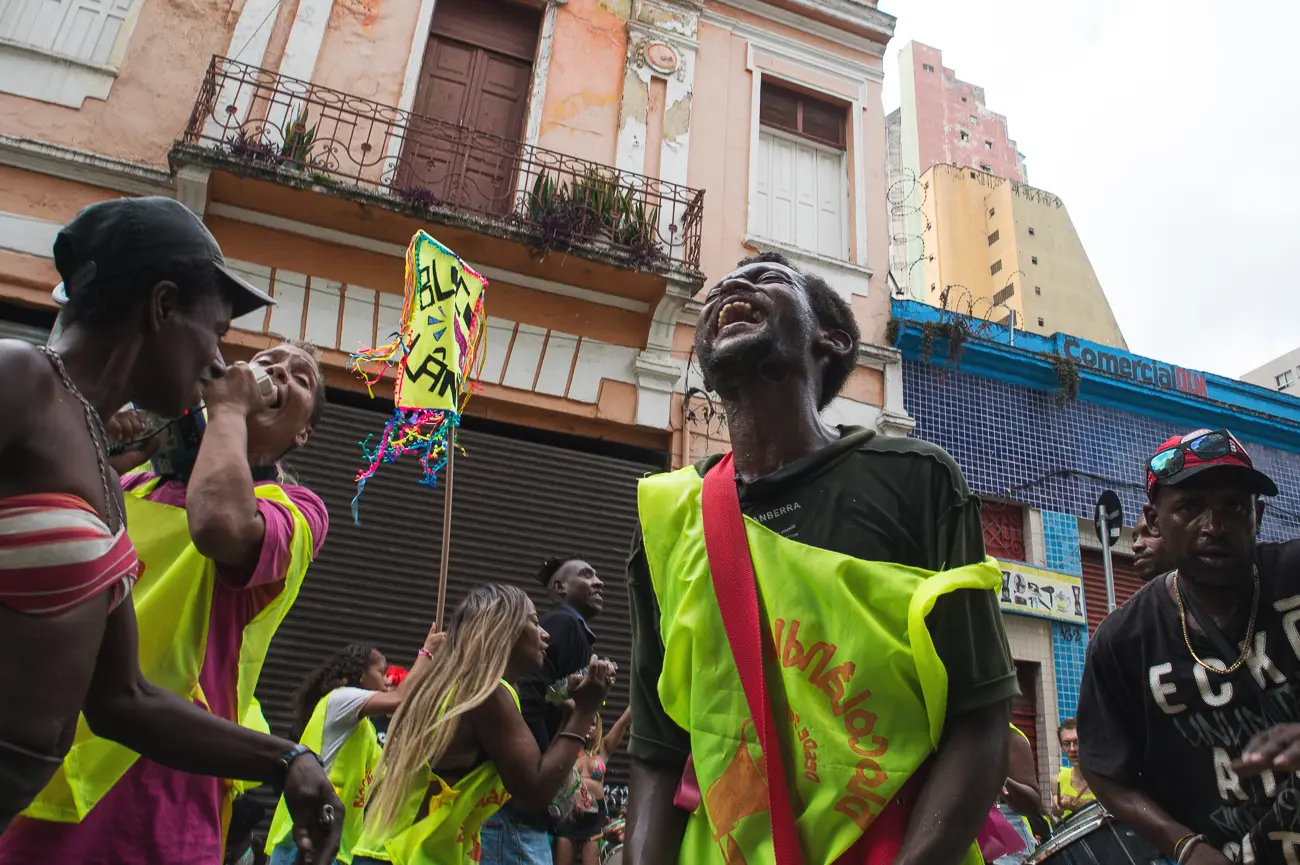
435 428 455 631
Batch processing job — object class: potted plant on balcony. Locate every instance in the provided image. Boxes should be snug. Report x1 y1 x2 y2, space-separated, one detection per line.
279 106 318 166
523 172 585 253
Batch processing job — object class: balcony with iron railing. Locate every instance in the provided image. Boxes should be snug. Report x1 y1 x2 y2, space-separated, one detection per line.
173 56 706 277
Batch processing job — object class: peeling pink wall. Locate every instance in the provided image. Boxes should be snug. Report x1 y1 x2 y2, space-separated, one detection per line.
0 0 237 167
536 0 626 165
685 21 752 291
907 42 1022 182
311 0 419 106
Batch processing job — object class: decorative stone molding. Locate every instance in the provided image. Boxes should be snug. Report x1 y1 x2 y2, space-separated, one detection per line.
634 350 684 428
616 0 700 187
174 166 211 217
856 342 914 436
0 134 172 197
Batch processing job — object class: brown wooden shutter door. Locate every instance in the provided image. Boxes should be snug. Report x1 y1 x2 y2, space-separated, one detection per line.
399 0 539 213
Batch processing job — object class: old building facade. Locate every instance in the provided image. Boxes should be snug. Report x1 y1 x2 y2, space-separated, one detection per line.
0 0 905 775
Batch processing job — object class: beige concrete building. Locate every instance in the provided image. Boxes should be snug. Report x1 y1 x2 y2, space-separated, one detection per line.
1242 349 1300 395
916 164 1126 348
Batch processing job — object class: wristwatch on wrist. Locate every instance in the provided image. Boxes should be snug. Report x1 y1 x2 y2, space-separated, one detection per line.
279 743 323 781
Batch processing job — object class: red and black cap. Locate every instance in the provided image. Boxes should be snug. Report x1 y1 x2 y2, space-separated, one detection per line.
51 196 274 317
1146 428 1278 500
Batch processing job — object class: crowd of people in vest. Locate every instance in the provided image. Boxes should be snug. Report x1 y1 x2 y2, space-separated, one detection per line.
2 195 1299 865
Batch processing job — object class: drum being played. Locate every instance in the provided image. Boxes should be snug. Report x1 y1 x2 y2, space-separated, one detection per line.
1026 803 1166 864
601 843 623 865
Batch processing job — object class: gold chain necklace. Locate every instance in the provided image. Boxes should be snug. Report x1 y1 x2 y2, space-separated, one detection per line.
1173 566 1260 674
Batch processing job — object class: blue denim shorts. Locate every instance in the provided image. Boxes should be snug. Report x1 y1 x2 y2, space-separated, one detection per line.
478 808 553 865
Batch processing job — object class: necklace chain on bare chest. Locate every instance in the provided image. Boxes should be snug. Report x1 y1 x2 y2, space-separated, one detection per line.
1173 566 1260 674
37 345 124 533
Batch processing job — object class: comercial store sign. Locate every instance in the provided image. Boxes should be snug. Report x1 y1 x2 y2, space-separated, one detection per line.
1062 337 1208 397
998 560 1086 625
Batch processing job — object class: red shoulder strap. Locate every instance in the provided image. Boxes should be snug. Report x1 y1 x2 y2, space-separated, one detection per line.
700 452 920 865
701 452 805 865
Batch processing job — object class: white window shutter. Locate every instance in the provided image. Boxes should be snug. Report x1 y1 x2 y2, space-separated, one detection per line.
753 133 772 239
767 134 797 244
0 0 133 65
755 128 847 259
814 148 844 258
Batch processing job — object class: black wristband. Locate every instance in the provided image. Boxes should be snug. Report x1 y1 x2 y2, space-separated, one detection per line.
279 743 322 781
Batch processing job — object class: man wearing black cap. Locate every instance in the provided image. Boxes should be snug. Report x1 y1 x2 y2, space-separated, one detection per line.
1078 428 1300 865
0 196 340 862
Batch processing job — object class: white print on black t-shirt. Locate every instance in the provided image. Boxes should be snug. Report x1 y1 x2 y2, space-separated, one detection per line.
754 502 802 524
1140 595 1300 859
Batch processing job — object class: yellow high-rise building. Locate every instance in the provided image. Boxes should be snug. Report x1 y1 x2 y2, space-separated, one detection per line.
916 164 1126 349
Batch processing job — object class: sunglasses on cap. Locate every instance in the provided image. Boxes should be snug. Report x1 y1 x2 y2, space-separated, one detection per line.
1148 429 1244 480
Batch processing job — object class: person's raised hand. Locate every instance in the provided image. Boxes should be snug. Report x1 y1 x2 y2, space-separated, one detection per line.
202 362 267 418
105 408 161 474
1235 723 1300 775
423 624 446 656
568 655 614 715
283 754 344 864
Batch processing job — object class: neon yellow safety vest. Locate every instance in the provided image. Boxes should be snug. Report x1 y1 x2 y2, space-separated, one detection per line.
353 682 519 865
1057 767 1094 818
639 465 1001 865
266 690 383 864
234 699 272 796
24 479 315 823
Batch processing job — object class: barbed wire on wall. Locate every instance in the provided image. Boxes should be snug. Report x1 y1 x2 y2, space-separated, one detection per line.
886 166 928 299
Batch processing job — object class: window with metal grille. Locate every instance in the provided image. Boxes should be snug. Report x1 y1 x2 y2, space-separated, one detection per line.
982 501 1026 561
990 259 1003 275
988 230 1000 245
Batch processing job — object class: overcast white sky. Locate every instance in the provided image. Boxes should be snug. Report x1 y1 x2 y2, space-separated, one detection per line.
878 0 1300 380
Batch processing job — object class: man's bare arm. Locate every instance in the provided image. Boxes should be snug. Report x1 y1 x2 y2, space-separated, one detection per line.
1082 767 1230 865
895 699 1010 865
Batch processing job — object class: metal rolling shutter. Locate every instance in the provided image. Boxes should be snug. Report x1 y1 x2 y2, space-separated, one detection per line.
254 398 664 788
1080 549 1144 638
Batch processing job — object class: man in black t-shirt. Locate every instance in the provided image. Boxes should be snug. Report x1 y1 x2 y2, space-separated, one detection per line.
624 251 1017 865
1078 428 1300 865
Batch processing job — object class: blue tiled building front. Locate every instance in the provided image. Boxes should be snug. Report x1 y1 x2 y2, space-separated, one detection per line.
904 359 1300 544
891 300 1300 778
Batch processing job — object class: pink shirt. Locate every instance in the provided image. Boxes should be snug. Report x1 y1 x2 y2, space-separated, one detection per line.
0 474 327 865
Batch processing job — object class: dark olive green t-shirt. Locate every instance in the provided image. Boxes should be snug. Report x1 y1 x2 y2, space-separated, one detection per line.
626 426 1018 764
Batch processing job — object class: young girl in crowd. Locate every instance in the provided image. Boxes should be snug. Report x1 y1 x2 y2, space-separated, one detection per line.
554 706 630 865
353 584 612 865
266 626 442 865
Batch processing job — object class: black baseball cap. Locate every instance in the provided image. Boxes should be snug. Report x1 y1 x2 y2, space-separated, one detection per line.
52 196 274 317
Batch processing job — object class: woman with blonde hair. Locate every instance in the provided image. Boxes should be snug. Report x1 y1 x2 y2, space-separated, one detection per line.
353 584 612 865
